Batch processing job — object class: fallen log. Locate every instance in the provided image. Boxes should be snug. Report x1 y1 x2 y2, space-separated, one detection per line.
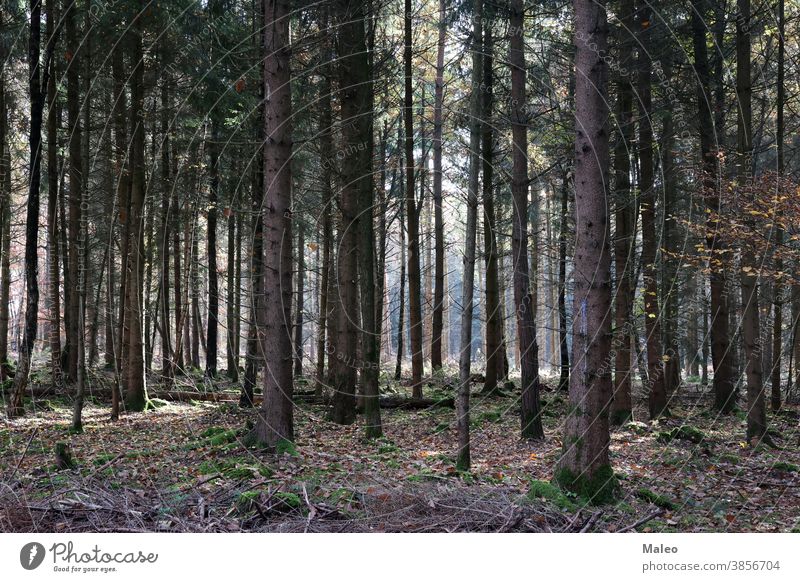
376 397 455 409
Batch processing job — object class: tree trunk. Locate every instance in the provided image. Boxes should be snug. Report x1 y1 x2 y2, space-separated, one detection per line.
457 0 483 471
736 0 766 440
8 0 53 417
555 0 616 501
206 125 219 379
637 0 667 419
124 7 148 412
404 0 424 397
293 224 305 378
610 0 634 423
510 0 543 440
481 19 501 397
771 0 785 411
253 0 294 448
554 175 570 393
692 0 735 413
431 0 445 371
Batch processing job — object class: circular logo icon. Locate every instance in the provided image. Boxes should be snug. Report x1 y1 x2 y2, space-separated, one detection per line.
20 542 46 570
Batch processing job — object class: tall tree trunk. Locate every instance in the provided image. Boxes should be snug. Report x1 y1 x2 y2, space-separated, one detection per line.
253 0 294 448
510 0 543 440
206 125 219 378
124 6 148 412
45 0 63 389
160 71 174 388
481 18 501 396
404 0 424 397
9 0 53 417
737 0 765 440
329 0 365 426
555 0 616 501
692 0 736 413
242 135 263 408
228 205 239 381
637 0 667 419
65 0 82 385
610 0 634 423
431 0 445 372
395 179 406 381
356 0 382 438
558 174 570 393
315 43 334 396
771 0 785 411
0 7 11 380
457 0 483 471
111 29 129 420
293 224 304 377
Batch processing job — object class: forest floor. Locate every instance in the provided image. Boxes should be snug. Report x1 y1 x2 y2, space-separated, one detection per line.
1 369 800 532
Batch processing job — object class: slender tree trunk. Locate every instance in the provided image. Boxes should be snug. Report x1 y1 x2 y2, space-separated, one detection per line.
481 19 501 397
356 0 382 438
636 0 667 419
431 0 445 372
124 7 148 412
771 0 785 411
293 224 305 377
395 181 406 381
44 0 64 389
404 0 424 396
253 0 294 448
0 8 11 380
558 175 570 392
610 0 634 423
737 0 765 440
555 0 616 500
509 0 543 440
227 204 239 381
160 72 174 388
206 125 219 378
9 0 52 417
65 0 82 385
692 0 735 413
457 0 482 471
315 45 334 396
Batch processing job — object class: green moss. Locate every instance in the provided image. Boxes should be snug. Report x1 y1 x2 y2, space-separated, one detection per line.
635 488 678 510
773 461 798 473
528 479 576 511
377 438 400 454
275 438 298 457
236 491 261 512
208 430 237 446
553 464 619 505
656 425 707 444
274 491 301 508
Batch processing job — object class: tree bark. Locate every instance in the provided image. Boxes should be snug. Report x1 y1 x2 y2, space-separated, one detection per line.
404 0 424 397
555 0 616 501
253 0 294 448
610 0 634 423
637 0 668 419
481 18 501 397
457 0 483 471
692 0 736 413
510 0 543 440
431 0 446 372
